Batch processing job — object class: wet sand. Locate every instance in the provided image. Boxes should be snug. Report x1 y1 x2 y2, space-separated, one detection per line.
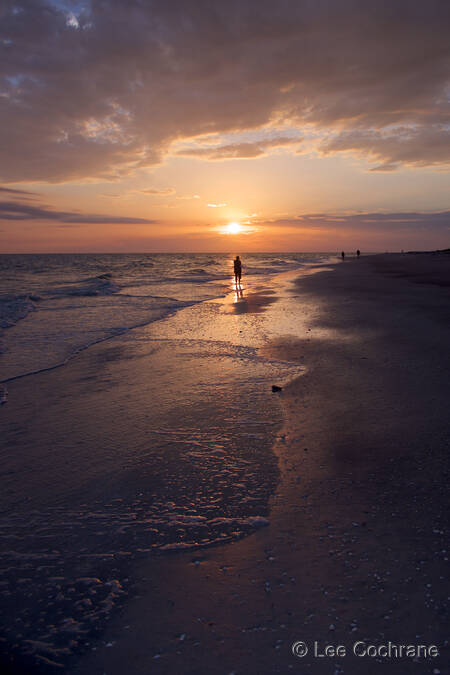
69 253 450 675
0 269 304 672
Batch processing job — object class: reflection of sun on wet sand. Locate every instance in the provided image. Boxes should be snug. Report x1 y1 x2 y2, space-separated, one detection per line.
227 281 279 314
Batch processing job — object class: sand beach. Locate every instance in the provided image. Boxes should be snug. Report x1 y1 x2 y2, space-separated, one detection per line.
1 253 449 675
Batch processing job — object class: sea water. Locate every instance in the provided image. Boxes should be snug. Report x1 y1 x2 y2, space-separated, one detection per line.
0 253 329 382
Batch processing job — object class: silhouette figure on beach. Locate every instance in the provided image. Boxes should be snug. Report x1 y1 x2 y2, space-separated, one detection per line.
234 255 242 285
357 249 361 258
341 251 345 260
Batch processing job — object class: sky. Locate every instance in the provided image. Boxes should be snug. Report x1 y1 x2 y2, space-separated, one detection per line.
0 0 449 252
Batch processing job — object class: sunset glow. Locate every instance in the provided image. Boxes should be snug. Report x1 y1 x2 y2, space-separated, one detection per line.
225 222 242 235
0 1 449 253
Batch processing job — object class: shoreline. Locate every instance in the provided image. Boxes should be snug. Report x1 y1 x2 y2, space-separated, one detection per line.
70 253 449 675
0 256 329 386
1 264 311 673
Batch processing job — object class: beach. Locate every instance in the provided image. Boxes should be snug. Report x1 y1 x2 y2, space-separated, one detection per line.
4 2 450 673
1 253 449 674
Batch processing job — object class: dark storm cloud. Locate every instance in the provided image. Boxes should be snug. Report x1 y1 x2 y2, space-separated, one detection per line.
0 200 157 224
1 0 450 181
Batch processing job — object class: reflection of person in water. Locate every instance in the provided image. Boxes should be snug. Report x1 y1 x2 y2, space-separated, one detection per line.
233 255 242 285
234 285 243 300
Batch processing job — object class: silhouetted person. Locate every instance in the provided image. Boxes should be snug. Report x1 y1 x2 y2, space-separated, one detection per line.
356 249 361 257
341 251 345 260
234 255 242 285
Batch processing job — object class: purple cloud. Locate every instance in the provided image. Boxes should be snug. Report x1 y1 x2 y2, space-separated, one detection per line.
0 199 157 224
1 0 449 181
176 136 303 160
268 211 450 233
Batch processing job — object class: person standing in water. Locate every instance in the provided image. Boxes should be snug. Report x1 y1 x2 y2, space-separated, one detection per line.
233 255 242 285
356 249 361 258
341 251 345 260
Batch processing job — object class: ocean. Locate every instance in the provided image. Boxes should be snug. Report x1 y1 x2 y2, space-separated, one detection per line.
0 252 333 668
0 253 331 383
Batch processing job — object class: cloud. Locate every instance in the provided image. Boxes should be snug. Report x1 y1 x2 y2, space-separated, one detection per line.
0 199 157 224
267 211 450 233
1 0 450 181
137 187 176 196
207 203 227 208
319 127 450 171
98 187 176 198
176 136 302 160
0 186 37 197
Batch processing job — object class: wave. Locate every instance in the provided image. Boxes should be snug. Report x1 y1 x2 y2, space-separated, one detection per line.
0 294 39 330
243 265 302 276
0 298 199 385
48 275 120 298
186 268 210 275
130 260 155 267
149 275 226 284
269 258 296 265
0 254 333 384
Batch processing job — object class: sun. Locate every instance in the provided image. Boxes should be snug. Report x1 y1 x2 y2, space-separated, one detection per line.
225 221 242 235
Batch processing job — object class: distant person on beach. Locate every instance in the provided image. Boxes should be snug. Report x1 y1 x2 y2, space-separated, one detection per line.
341 251 345 260
234 255 242 285
357 249 361 257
